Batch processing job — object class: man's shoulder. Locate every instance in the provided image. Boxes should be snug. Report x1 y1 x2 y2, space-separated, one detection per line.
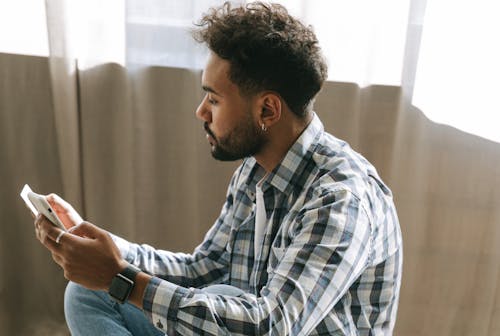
311 132 368 181
308 131 390 200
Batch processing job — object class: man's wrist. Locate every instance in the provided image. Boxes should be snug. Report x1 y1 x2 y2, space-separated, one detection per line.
108 262 141 304
127 271 152 308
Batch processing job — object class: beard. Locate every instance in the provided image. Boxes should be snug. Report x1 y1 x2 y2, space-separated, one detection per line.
204 115 266 161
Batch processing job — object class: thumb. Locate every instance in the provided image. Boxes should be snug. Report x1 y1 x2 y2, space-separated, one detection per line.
69 221 102 239
46 193 73 212
47 193 84 224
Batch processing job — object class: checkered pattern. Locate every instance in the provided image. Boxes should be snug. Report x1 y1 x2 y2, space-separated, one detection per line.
114 114 403 335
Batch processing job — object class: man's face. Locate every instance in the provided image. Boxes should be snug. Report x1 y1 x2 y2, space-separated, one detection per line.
196 53 266 161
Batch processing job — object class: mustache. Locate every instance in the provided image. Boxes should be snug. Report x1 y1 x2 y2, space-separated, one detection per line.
204 122 216 139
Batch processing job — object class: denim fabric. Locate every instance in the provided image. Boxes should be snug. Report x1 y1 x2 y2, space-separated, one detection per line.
64 282 164 336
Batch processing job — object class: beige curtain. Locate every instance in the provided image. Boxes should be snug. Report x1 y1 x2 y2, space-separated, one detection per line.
1 53 500 335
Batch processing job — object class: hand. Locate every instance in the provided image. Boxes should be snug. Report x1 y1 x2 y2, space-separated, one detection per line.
35 216 127 291
46 193 84 231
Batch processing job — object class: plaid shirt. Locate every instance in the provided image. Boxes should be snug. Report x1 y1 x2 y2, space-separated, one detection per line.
114 114 403 335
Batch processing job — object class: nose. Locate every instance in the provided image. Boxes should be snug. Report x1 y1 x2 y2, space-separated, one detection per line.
196 95 212 123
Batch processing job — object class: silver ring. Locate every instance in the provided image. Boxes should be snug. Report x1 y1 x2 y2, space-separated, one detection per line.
55 231 66 244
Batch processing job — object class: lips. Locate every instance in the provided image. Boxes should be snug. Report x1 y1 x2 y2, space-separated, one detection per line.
204 122 217 144
206 134 216 145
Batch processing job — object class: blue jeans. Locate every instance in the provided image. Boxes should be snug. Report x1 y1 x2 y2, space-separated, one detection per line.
64 282 164 336
64 282 246 335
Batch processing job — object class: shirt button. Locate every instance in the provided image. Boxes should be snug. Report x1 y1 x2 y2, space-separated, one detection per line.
156 320 164 329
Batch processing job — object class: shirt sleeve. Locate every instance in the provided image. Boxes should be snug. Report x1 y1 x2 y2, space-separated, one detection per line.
109 168 240 288
141 188 373 336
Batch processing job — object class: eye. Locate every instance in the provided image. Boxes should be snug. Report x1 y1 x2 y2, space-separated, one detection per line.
207 94 218 105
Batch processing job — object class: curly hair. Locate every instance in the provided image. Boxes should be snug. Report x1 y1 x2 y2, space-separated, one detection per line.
192 1 328 118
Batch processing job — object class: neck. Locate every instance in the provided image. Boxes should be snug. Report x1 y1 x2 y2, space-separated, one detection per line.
254 112 313 172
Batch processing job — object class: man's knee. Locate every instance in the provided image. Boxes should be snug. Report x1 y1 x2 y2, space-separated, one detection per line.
65 281 84 300
65 282 162 336
64 282 110 319
65 282 119 333
65 282 86 319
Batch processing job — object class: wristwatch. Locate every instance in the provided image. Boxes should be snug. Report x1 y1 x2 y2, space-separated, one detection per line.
108 263 141 304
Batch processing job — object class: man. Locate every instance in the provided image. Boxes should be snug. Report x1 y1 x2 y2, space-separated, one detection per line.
35 2 402 335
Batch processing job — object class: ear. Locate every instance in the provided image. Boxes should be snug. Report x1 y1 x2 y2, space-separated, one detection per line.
257 92 282 130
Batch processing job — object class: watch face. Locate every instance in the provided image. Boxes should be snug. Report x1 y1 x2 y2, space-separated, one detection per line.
109 273 134 303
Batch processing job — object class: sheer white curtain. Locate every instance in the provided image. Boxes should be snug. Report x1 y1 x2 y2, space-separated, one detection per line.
270 0 411 85
129 0 412 85
126 0 236 69
124 0 413 85
412 0 500 143
0 0 49 56
37 0 413 84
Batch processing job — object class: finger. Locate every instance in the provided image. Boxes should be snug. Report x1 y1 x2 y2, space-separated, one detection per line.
46 193 72 211
45 238 62 253
69 221 102 239
34 214 40 229
34 215 48 242
38 217 63 244
34 213 44 227
40 229 61 252
34 214 47 235
55 230 67 244
47 194 84 226
42 227 82 253
38 215 58 234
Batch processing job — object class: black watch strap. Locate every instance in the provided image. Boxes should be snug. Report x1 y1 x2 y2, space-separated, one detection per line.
121 263 141 281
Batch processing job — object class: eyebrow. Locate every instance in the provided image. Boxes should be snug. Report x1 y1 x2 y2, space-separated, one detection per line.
202 85 223 97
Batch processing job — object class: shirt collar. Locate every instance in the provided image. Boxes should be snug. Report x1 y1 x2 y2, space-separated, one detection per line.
243 113 324 195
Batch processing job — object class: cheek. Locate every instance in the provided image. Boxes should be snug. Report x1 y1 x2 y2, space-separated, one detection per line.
212 100 252 136
210 108 231 134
